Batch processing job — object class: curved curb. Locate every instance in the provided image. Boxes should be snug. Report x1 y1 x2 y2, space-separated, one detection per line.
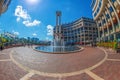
34 46 84 54
10 47 107 78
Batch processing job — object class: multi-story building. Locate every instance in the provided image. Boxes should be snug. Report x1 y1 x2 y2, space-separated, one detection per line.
91 0 120 42
0 0 11 15
54 17 97 45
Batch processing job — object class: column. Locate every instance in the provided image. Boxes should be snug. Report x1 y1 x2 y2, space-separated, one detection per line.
96 21 101 42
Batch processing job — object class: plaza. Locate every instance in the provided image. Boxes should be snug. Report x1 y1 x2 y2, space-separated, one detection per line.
0 0 120 80
0 46 120 80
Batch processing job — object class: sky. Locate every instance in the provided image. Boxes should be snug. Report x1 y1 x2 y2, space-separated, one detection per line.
0 0 93 41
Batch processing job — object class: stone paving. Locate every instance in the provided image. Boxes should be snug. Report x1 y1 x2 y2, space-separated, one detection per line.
12 47 105 73
0 49 27 80
0 46 120 80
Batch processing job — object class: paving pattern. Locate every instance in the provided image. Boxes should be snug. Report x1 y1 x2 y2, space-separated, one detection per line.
11 47 105 73
0 49 27 80
0 46 120 80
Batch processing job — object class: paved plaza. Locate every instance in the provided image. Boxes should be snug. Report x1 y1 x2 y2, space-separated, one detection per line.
0 46 120 80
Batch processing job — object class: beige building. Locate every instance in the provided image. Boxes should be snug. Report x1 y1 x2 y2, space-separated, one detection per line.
54 17 97 45
91 0 120 42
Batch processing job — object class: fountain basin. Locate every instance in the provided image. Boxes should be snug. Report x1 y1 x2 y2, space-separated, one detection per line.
35 46 82 53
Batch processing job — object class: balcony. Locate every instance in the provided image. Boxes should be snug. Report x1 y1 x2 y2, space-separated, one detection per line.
106 33 109 36
110 30 114 34
103 26 107 29
114 1 120 9
105 32 108 36
116 28 120 32
99 27 102 31
111 11 115 16
113 17 118 24
108 22 112 27
115 24 120 32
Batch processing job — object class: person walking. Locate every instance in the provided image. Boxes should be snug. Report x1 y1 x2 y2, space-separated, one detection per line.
0 43 3 51
0 43 4 51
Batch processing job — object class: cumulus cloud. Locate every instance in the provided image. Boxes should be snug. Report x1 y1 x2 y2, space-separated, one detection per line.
23 20 41 27
32 33 37 36
15 6 31 20
12 30 19 35
14 5 41 27
16 17 20 22
47 25 53 36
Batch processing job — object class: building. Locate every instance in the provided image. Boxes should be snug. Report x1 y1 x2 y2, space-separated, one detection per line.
0 0 11 15
54 17 97 45
91 0 120 42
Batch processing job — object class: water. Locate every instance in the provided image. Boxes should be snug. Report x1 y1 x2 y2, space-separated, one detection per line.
35 46 80 53
35 39 80 53
53 38 65 47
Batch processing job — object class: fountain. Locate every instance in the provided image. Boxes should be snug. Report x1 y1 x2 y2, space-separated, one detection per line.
35 11 81 53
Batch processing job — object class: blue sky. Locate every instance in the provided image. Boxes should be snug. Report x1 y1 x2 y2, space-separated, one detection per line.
0 0 92 40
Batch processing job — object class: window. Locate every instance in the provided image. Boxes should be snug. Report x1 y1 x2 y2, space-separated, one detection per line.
102 19 106 24
106 14 110 19
111 0 116 3
89 24 91 26
4 0 8 4
109 26 113 32
93 28 96 30
109 6 114 13
104 28 107 32
85 23 88 26
99 23 102 27
91 0 96 8
94 12 97 17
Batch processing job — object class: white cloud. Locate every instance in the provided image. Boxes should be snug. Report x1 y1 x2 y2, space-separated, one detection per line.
32 33 37 36
47 25 53 36
17 17 20 22
15 6 31 20
23 20 41 27
12 30 19 35
15 5 41 27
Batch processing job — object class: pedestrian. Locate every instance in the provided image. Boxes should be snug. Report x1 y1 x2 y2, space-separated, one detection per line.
0 44 3 51
0 43 2 51
0 46 1 51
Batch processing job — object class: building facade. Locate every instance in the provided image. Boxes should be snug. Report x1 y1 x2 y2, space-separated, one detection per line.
54 17 97 45
91 0 120 42
0 0 11 15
